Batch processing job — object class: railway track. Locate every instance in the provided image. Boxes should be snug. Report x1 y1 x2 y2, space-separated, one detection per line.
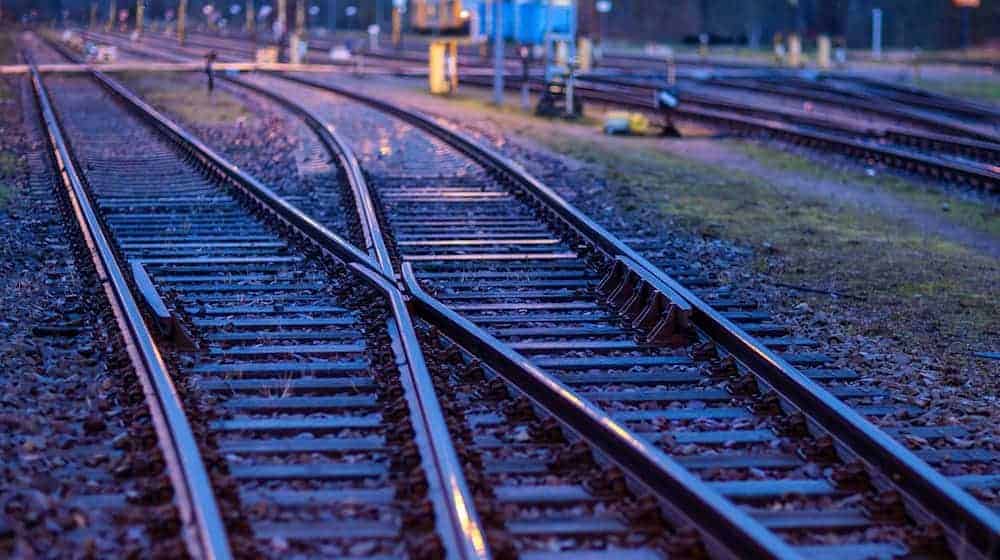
24 32 1000 558
83 29 999 192
26 47 493 558
229 69 1000 558
151 29 1000 132
459 73 1000 192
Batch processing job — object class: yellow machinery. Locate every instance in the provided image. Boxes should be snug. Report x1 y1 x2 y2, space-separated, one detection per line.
577 37 592 72
135 0 144 36
787 33 802 67
429 39 459 94
392 6 402 46
411 0 470 35
417 1 468 95
817 35 831 69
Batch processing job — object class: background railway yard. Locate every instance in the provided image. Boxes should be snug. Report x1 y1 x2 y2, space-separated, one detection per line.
0 9 998 560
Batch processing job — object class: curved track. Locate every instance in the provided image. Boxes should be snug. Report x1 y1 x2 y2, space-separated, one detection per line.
26 41 489 558
24 30 1000 559
81 28 1000 193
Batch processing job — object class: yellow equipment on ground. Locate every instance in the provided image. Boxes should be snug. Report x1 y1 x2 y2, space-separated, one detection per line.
577 37 592 72
817 35 831 69
603 111 651 135
787 33 802 67
429 39 459 94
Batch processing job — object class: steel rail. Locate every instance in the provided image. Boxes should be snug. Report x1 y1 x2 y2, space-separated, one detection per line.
700 76 999 143
260 73 1000 559
203 74 817 559
574 73 1000 163
35 33 1000 555
29 65 233 560
208 74 395 276
72 38 792 557
83 66 490 560
835 75 1000 122
463 73 1000 191
76 29 1000 183
399 263 799 560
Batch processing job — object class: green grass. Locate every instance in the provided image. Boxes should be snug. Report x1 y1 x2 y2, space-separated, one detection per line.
913 78 1000 104
526 132 998 350
739 142 1000 238
120 72 253 125
0 152 18 208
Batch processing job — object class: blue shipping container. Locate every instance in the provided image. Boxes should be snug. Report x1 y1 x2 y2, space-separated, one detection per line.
472 1 575 45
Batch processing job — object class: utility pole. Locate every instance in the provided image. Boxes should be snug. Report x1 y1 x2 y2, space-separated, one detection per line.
493 0 504 105
178 0 187 44
246 0 255 33
135 0 144 37
960 7 971 49
952 1 980 49
871 7 882 60
90 2 98 28
295 0 305 36
106 0 116 31
542 0 552 81
277 0 287 40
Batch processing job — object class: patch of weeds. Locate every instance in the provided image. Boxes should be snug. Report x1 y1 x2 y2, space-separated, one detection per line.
120 72 252 125
0 152 20 207
520 132 998 357
913 78 1000 104
738 141 1000 238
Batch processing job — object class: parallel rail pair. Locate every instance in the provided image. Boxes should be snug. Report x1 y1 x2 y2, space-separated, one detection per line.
28 33 1000 560
84 28 1000 192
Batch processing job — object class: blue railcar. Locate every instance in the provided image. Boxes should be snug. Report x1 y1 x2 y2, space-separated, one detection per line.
470 0 575 45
